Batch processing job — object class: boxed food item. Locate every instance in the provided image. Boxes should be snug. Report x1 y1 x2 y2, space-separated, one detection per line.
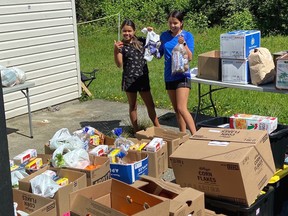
170 127 276 207
128 138 168 179
13 189 56 216
221 58 250 84
220 30 261 59
135 126 189 168
197 50 221 81
69 178 170 216
276 53 288 90
13 149 37 165
229 113 278 134
19 166 87 216
132 175 205 216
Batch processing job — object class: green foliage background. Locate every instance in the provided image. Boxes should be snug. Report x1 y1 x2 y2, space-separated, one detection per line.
76 1 288 125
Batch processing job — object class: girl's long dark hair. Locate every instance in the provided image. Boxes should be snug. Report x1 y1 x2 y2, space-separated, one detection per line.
168 10 184 29
121 19 143 51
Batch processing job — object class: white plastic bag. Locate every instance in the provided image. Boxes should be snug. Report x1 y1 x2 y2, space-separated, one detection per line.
1 68 18 87
1 67 26 87
141 28 161 61
30 174 60 198
172 43 189 74
13 67 26 84
11 169 29 187
51 144 90 169
49 128 85 150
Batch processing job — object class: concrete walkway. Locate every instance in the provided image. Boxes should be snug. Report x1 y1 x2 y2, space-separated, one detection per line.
6 99 183 158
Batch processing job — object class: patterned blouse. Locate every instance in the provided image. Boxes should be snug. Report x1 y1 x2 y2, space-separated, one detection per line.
121 37 148 90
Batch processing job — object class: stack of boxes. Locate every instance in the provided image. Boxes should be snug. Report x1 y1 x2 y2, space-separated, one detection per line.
220 30 261 84
197 30 261 84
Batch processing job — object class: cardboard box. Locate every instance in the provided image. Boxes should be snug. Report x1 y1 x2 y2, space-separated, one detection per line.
197 50 221 81
170 127 276 206
220 30 261 59
132 175 205 216
69 178 170 216
221 58 250 84
66 155 111 186
276 53 288 90
230 114 278 134
110 151 148 184
19 166 87 216
135 126 189 167
13 189 56 216
273 50 288 66
128 138 168 179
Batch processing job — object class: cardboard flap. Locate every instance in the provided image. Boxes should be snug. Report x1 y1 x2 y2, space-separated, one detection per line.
138 175 183 193
192 127 268 144
70 180 112 205
111 179 164 215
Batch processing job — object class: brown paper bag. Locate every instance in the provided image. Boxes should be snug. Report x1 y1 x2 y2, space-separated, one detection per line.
248 47 275 85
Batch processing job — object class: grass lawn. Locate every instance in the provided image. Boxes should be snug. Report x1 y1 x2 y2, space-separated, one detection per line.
77 24 288 125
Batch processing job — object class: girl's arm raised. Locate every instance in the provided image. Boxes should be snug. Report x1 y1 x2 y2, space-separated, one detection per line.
114 40 123 68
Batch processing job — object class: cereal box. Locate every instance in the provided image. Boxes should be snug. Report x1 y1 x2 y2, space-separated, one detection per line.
229 114 277 134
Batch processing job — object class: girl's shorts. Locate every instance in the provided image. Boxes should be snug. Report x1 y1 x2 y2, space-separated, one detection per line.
165 78 191 90
124 73 151 93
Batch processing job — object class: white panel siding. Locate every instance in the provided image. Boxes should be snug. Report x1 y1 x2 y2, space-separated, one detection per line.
1 0 81 119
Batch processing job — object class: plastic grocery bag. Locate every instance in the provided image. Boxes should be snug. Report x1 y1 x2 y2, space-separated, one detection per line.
141 28 161 61
49 128 85 150
11 169 29 187
1 66 26 87
172 43 189 74
30 173 60 198
51 144 90 169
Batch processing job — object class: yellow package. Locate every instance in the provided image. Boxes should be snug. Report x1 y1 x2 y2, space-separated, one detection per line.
25 158 43 170
137 142 148 151
108 148 120 163
10 165 19 172
90 135 100 146
56 177 69 186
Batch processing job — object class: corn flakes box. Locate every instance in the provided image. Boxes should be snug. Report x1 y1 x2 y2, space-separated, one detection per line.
229 114 277 134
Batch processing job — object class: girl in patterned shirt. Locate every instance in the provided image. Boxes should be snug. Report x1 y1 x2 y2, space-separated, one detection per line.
114 19 160 133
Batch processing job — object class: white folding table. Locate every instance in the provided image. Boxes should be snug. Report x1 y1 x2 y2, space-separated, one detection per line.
2 81 35 138
190 77 288 122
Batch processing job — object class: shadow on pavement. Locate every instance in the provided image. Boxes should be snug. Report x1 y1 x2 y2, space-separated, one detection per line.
6 127 19 135
80 120 130 135
158 112 214 130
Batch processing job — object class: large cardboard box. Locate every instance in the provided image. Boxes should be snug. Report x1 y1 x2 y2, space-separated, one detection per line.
221 58 250 84
220 30 260 59
135 126 189 167
276 53 288 90
19 166 87 216
110 151 149 184
13 189 57 216
69 178 170 216
170 127 276 206
132 175 205 216
197 50 221 81
128 138 168 178
66 155 110 186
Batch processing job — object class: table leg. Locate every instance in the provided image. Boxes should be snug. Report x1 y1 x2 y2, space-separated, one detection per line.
21 88 33 138
209 85 218 117
194 83 202 123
